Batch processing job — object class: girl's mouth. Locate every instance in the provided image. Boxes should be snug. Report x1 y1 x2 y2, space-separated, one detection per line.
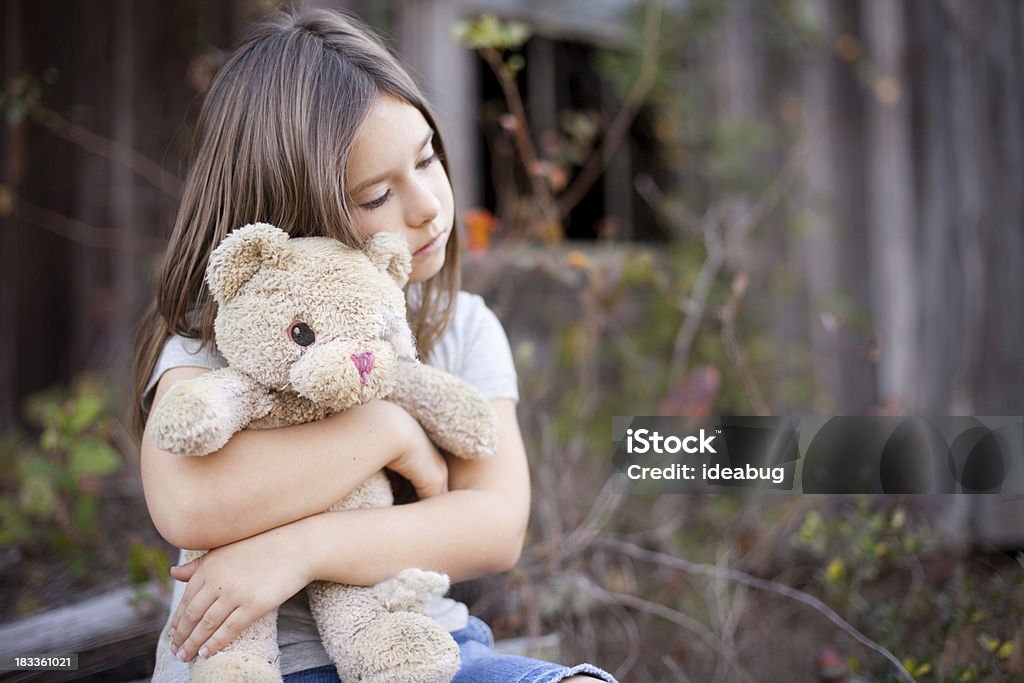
414 231 447 257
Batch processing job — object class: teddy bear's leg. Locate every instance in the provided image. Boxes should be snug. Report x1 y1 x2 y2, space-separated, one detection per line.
181 549 282 683
308 578 460 683
188 610 282 683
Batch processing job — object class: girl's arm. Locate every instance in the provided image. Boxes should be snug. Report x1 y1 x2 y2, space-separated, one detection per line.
142 366 451 550
167 399 530 663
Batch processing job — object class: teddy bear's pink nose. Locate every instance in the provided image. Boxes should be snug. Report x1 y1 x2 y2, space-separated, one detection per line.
351 351 375 385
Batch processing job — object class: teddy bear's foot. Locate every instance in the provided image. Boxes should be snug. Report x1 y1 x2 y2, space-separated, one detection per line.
377 567 450 613
190 650 282 683
336 611 460 683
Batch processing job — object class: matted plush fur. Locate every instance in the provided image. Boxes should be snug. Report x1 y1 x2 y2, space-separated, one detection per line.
150 223 498 683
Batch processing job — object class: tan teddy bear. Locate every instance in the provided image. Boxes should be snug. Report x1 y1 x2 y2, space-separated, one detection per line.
148 223 499 683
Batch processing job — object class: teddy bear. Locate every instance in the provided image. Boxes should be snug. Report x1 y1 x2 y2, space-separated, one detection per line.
148 222 499 683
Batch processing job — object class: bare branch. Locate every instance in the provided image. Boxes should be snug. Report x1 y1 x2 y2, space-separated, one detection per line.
556 0 663 219
667 206 725 388
634 173 704 238
597 538 915 683
30 106 182 198
730 115 826 243
587 583 724 656
478 47 560 239
8 189 167 253
720 272 770 415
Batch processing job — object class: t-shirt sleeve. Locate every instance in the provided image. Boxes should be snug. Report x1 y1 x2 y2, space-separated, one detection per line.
454 293 519 403
141 335 225 414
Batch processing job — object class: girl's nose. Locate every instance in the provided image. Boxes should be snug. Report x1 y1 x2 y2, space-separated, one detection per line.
408 178 441 228
351 351 375 385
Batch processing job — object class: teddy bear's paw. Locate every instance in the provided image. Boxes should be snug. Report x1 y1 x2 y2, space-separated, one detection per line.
150 383 237 456
189 650 281 683
343 611 460 683
377 568 450 612
439 402 499 460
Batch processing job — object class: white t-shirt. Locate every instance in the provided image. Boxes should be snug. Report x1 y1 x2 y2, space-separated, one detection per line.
146 291 518 680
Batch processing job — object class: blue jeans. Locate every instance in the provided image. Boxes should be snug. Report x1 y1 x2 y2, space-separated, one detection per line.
283 617 618 683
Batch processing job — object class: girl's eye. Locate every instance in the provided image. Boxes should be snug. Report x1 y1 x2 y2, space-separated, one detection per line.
360 191 390 211
289 322 316 347
416 150 439 169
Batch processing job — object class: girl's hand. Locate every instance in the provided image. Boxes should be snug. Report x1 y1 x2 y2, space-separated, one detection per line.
167 525 314 663
384 407 450 499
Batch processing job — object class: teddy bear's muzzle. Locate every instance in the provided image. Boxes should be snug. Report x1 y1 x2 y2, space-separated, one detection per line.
351 351 374 385
287 340 397 410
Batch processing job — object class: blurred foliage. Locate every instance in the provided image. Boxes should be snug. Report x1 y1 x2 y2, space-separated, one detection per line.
0 376 122 561
0 67 59 127
0 376 170 618
793 499 1023 682
457 3 1022 680
453 13 531 52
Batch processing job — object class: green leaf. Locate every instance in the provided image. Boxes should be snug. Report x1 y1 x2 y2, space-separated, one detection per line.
977 633 999 652
19 474 58 518
69 438 120 479
506 54 526 74
72 494 98 534
453 14 531 50
0 497 33 546
67 394 106 433
17 455 61 482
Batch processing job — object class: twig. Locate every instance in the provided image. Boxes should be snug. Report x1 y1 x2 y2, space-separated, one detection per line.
30 106 182 198
478 47 559 239
9 189 167 253
657 116 826 393
720 272 770 415
729 115 826 243
597 537 916 683
561 477 627 560
712 546 752 683
555 0 664 219
634 173 704 238
662 654 694 683
666 206 725 388
602 597 643 680
587 583 725 658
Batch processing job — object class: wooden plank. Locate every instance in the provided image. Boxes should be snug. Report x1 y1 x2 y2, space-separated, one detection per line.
0 583 168 682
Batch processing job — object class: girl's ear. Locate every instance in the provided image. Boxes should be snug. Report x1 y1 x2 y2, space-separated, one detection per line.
206 223 292 304
364 232 412 287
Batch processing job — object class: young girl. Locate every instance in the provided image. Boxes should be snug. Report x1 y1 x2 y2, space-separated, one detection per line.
133 9 617 683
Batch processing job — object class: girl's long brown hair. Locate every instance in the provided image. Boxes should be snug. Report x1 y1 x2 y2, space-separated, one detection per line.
131 8 460 438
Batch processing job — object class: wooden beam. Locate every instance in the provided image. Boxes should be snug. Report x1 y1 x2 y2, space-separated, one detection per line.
0 583 168 682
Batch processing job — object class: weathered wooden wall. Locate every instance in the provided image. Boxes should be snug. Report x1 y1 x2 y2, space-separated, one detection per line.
1 0 1023 429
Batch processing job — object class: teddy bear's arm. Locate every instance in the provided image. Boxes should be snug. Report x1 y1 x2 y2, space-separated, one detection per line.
149 367 275 457
387 362 499 459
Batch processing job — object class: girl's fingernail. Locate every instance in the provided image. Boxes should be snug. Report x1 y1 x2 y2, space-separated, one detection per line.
199 646 209 659
170 644 177 656
168 628 176 639
177 648 188 662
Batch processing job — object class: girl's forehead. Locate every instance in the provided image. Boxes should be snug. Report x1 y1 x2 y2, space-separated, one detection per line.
347 97 431 182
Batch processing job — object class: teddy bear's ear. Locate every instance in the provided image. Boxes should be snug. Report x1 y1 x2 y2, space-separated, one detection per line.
364 232 412 287
206 223 292 304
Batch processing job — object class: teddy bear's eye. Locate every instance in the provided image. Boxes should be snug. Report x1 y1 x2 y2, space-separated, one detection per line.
289 322 316 347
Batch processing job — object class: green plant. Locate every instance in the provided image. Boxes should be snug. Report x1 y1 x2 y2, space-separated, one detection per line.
793 499 1024 682
0 375 122 573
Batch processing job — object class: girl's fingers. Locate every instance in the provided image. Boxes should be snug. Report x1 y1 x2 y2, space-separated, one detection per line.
171 583 218 652
175 598 236 662
170 561 198 582
197 606 252 660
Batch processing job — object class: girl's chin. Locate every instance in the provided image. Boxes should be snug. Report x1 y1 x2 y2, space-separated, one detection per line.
409 249 446 283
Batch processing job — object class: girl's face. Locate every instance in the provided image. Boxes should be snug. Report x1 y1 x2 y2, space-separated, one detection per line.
347 96 455 284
